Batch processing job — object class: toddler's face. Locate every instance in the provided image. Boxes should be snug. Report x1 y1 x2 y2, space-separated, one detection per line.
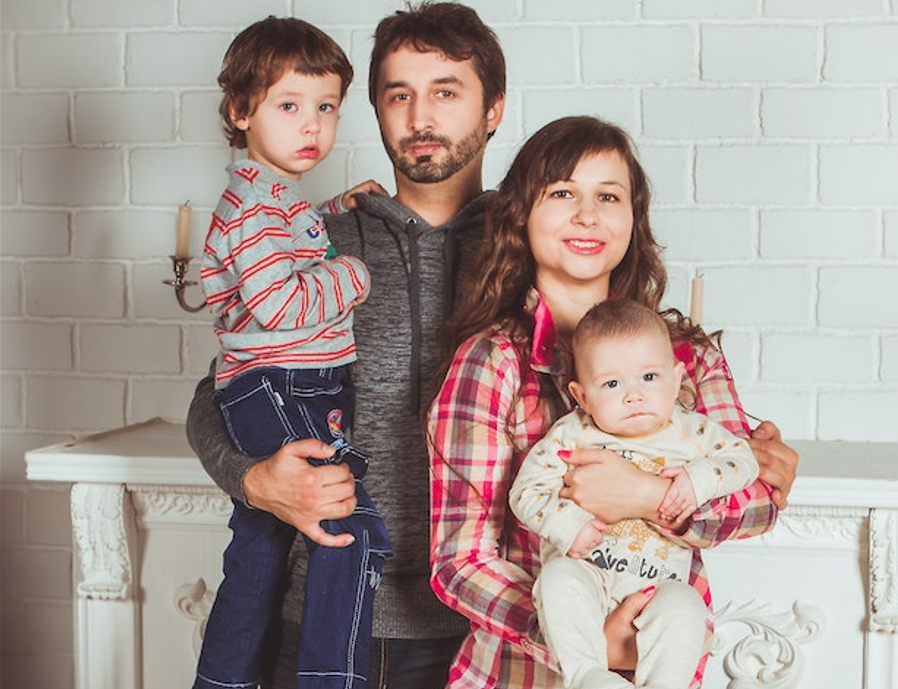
569 329 684 437
233 70 343 180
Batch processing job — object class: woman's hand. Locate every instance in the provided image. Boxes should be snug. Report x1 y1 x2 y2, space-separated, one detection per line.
559 448 670 523
604 586 657 673
748 421 799 509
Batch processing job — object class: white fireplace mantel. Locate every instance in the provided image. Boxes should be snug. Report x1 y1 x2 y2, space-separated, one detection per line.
25 417 898 689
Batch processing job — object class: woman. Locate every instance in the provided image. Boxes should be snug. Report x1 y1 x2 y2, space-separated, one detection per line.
427 116 797 688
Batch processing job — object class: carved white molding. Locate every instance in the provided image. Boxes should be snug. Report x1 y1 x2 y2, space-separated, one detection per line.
757 505 866 548
710 600 825 689
70 483 136 601
129 485 231 527
869 508 898 634
174 578 216 656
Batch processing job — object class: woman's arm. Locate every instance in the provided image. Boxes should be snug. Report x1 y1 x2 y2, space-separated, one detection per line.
428 335 546 656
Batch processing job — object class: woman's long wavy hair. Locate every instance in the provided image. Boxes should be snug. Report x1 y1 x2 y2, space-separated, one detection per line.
435 117 669 391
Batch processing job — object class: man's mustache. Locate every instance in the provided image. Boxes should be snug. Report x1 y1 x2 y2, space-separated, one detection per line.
400 133 451 150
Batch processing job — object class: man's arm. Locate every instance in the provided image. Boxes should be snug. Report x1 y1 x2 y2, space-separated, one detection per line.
186 368 358 547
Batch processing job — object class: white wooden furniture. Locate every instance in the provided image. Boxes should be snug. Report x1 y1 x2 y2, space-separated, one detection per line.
25 418 898 689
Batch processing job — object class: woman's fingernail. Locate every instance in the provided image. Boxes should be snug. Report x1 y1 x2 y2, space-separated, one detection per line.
558 449 572 459
642 585 656 597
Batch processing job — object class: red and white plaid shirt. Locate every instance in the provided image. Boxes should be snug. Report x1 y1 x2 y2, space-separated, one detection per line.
428 295 778 689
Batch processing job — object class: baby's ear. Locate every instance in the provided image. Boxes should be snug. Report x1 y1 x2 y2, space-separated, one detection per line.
568 380 587 409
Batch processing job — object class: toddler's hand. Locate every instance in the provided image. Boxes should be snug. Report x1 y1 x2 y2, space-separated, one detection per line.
658 466 697 523
567 519 607 559
341 179 388 210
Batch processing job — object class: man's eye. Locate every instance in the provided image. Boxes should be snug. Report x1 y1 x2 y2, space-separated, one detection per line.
436 89 454 98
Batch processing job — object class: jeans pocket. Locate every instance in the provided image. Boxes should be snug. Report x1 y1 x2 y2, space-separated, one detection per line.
218 377 293 457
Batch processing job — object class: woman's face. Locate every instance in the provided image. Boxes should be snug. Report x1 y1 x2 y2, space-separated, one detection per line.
527 150 633 299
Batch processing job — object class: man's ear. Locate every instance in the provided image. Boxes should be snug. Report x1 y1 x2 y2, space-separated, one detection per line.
485 94 505 137
568 380 587 409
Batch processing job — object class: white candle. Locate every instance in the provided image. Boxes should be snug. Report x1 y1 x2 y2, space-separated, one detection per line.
690 275 704 325
175 202 191 257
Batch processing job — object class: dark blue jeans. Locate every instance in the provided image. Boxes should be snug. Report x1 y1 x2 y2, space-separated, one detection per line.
194 367 391 689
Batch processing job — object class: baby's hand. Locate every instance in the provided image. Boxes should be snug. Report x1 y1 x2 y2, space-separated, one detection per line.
567 519 607 559
658 466 697 523
341 179 388 210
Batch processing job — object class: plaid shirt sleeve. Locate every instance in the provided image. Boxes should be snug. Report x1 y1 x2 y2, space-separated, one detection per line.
676 342 779 548
428 333 548 656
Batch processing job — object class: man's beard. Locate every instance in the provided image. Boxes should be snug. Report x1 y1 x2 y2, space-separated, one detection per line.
385 124 488 183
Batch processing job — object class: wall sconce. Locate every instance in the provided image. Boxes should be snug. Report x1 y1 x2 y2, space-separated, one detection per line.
163 201 207 313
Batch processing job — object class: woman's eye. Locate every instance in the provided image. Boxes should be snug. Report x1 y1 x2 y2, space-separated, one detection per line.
599 193 618 202
549 189 573 199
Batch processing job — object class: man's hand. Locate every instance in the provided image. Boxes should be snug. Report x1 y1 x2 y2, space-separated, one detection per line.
242 439 357 547
748 421 799 509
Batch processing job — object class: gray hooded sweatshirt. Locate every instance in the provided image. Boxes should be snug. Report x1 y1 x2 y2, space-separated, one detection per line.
186 190 491 642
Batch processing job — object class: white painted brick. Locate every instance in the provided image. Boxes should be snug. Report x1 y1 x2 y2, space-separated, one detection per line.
0 488 25 545
765 0 885 17
483 143 516 192
703 266 812 326
18 33 123 88
180 0 286 27
336 90 385 146
0 431 70 483
643 88 755 139
80 324 181 374
22 148 125 206
660 267 689 316
185 324 219 377
737 389 813 440
762 333 874 384
295 0 413 26
824 25 898 82
2 148 19 205
761 87 882 138
696 145 811 204
523 89 638 138
0 260 22 316
1 322 73 371
701 26 818 83
819 267 898 328
23 600 73 654
0 547 72 599
503 28 577 87
129 145 231 207
883 335 898 383
653 209 754 261
26 489 71 547
1 375 23 428
74 210 179 260
524 0 634 21
0 0 66 30
73 0 173 27
485 92 521 148
715 330 757 387
0 211 71 257
886 212 898 259
27 375 125 431
127 32 232 87
25 262 125 318
891 89 898 137
819 145 898 205
643 0 757 19
181 90 224 143
581 26 695 84
130 378 202 423
819 391 898 441
0 94 70 145
760 209 877 259
133 261 212 320
74 92 176 144
639 145 691 205
1 33 13 89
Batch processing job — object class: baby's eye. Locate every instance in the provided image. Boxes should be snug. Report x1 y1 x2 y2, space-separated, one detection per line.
643 373 657 382
602 379 619 389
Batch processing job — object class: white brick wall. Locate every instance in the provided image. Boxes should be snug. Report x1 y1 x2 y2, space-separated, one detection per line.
1 1 896 684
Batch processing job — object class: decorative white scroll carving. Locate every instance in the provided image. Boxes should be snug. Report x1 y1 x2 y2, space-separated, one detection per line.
130 485 231 527
869 508 898 634
768 505 866 543
174 578 216 656
710 600 824 688
70 483 136 600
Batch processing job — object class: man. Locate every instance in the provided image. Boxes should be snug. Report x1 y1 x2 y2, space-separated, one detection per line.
187 3 799 688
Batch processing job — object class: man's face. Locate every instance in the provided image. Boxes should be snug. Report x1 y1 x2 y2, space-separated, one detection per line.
374 46 503 184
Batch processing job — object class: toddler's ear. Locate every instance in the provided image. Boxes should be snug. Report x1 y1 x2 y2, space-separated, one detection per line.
229 105 249 131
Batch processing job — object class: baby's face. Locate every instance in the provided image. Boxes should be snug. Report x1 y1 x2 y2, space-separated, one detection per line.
568 330 684 437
